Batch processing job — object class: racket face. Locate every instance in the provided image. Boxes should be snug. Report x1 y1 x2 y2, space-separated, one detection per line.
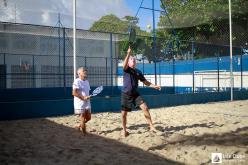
128 26 136 44
91 86 103 96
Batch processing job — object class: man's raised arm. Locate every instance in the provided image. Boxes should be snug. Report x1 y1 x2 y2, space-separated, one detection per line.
123 46 132 70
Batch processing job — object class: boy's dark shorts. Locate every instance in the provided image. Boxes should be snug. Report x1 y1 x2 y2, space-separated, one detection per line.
121 92 145 112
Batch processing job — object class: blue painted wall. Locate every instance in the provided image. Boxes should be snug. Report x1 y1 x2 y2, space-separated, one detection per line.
0 86 174 102
1 91 248 120
0 99 73 120
0 54 247 120
117 55 248 75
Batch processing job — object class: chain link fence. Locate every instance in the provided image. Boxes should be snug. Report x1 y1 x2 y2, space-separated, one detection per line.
0 21 247 95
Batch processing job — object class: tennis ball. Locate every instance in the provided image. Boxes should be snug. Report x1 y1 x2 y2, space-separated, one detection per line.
147 24 151 29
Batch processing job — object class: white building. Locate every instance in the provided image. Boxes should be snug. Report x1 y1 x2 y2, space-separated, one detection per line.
0 22 120 88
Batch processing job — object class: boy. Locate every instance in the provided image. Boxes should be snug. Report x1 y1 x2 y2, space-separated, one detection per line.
72 67 91 134
121 47 161 137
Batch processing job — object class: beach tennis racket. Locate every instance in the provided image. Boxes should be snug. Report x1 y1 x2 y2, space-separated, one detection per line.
90 86 103 97
128 25 136 49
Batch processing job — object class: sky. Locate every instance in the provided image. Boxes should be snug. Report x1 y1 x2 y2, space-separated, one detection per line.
0 0 162 31
125 0 162 30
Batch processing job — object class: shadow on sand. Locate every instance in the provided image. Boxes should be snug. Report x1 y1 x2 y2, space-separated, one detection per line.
156 122 223 132
148 127 248 151
0 118 182 165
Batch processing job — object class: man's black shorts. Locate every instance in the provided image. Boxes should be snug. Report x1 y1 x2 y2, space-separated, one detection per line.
121 92 145 111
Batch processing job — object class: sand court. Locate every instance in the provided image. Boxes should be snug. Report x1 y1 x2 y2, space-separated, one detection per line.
1 100 248 164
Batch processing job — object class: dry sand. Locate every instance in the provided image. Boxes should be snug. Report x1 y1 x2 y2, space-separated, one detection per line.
1 100 248 165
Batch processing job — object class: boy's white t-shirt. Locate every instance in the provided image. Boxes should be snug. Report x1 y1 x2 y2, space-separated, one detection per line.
72 78 91 113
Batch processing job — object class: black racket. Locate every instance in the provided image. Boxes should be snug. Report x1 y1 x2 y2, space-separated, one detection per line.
128 25 136 49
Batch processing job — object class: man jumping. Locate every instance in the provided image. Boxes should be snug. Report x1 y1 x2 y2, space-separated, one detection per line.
121 46 161 137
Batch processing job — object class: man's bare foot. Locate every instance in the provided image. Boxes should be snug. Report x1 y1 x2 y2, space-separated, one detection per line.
149 126 159 133
82 131 87 136
124 131 129 137
74 125 81 130
81 126 86 133
78 126 86 136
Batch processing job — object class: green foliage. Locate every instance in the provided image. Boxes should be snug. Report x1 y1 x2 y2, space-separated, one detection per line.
89 14 150 60
157 0 248 60
89 14 148 36
89 14 127 33
159 0 248 45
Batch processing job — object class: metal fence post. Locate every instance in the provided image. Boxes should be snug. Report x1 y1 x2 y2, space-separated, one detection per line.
3 53 5 65
217 54 220 92
110 33 113 95
32 55 35 87
192 40 195 93
143 57 144 87
4 53 6 89
105 57 108 86
173 56 175 94
152 0 157 85
240 47 243 89
63 28 66 97
58 27 61 87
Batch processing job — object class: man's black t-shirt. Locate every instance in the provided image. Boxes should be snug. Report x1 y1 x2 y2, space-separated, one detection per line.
122 66 146 95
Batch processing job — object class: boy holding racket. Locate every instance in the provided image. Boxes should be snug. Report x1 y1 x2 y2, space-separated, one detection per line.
121 47 161 137
72 67 91 134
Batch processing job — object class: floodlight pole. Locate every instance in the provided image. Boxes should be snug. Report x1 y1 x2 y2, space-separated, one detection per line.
152 0 157 85
73 0 76 80
229 0 233 101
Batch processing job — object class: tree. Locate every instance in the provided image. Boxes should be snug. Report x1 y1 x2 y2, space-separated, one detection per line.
90 14 126 33
158 0 248 45
157 0 248 59
123 16 139 24
90 14 147 36
89 14 149 60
